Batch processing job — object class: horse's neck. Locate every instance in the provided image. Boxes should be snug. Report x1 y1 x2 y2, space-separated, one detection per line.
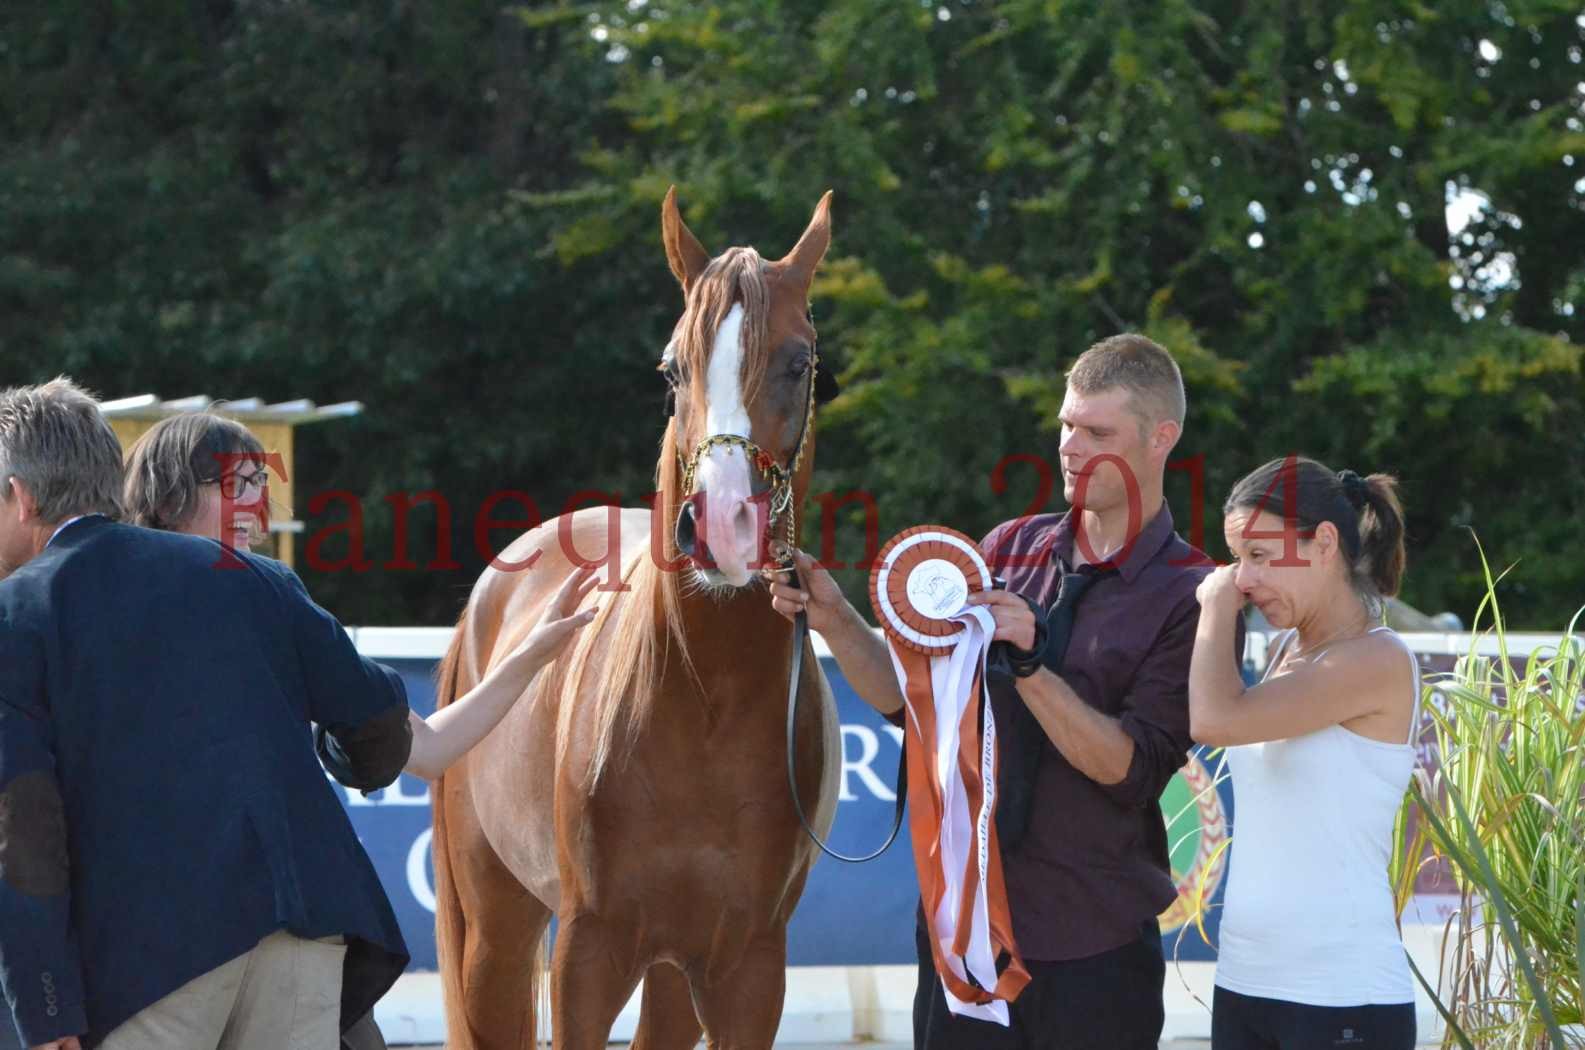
672 586 794 695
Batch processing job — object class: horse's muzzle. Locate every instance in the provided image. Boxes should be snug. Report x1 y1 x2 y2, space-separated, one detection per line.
674 493 761 586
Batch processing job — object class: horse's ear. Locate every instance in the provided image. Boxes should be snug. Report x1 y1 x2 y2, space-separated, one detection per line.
780 190 834 287
662 186 711 293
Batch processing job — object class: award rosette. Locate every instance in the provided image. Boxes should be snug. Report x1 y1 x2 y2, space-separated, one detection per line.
869 525 1029 1024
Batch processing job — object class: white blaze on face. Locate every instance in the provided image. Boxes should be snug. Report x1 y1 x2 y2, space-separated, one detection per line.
704 304 752 438
693 302 760 585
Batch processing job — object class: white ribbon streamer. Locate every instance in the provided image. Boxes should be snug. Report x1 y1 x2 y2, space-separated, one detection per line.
909 603 1007 1025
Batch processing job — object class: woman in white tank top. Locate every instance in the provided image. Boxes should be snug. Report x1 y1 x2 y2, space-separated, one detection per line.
1187 457 1420 1050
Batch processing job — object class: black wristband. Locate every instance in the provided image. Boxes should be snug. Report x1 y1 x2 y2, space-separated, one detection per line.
1002 594 1049 678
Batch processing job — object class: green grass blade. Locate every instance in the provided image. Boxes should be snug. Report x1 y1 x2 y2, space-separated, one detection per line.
1446 784 1568 1049
1406 948 1476 1050
1577 874 1584 1027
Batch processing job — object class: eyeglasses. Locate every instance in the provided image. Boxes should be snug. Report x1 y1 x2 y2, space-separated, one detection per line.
202 469 269 500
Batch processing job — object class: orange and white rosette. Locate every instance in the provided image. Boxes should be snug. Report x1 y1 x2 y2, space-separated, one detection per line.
870 525 1029 1024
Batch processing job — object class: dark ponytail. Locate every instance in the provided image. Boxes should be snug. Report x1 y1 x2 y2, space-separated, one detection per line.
1356 473 1406 598
1225 456 1408 607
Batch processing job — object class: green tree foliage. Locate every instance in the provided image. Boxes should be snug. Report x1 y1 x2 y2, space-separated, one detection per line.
2 1 1580 625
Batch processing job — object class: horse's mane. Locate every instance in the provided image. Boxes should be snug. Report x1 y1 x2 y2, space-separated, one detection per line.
557 246 772 787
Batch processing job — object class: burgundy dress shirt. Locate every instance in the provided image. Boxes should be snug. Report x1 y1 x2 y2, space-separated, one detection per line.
975 504 1234 961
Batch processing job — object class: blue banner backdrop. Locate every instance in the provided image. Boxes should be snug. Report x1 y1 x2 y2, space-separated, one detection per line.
334 657 1232 970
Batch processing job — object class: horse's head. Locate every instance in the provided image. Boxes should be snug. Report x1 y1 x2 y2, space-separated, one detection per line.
660 187 836 589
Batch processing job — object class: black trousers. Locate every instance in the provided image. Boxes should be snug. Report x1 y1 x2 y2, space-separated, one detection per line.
912 911 1166 1050
1211 987 1415 1050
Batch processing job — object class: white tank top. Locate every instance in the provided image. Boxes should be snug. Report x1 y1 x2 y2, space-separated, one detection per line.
1214 626 1421 1006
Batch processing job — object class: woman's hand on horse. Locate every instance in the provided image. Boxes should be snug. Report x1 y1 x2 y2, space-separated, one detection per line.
497 565 602 676
766 549 847 633
965 588 1037 651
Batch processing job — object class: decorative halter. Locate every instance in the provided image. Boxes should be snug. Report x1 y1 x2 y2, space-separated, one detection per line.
673 336 821 570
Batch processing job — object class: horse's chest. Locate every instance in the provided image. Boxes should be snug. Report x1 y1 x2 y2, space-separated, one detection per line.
584 752 803 873
599 764 794 841
577 768 805 928
568 668 830 918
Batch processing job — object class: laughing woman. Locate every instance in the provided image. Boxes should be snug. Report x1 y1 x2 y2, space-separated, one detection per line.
122 412 596 1050
1190 457 1420 1050
122 412 598 782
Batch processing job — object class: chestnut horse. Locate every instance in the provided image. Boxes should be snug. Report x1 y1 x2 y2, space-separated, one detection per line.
431 189 841 1050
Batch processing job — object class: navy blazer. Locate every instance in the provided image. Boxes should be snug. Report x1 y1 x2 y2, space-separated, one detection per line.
0 518 410 1047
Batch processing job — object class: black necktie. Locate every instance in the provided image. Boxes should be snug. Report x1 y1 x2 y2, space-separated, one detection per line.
1042 569 1107 672
995 566 1112 852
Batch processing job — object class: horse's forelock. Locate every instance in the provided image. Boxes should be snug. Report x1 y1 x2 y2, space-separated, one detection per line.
674 247 772 425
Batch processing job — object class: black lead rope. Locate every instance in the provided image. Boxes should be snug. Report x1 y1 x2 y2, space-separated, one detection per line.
785 567 909 863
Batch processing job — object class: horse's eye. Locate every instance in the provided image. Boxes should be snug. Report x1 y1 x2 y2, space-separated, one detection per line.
787 354 812 379
660 363 680 418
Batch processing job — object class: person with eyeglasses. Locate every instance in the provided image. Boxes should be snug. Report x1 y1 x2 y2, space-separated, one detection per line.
112 410 598 1050
123 412 598 785
0 383 399 1050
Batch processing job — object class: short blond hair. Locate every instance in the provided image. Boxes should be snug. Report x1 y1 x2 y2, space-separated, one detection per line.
1066 333 1186 429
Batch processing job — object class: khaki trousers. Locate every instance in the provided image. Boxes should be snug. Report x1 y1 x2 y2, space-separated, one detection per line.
99 930 345 1050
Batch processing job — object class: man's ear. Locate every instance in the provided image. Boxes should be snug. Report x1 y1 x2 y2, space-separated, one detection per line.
6 476 39 522
1152 419 1182 458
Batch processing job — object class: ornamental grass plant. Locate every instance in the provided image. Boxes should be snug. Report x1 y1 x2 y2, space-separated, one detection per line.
1393 543 1585 1050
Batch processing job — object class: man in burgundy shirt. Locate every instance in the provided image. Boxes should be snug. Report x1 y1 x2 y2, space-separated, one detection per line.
771 334 1237 1049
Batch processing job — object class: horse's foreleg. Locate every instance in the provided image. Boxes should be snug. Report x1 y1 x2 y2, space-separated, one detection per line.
691 933 788 1050
460 894 552 1050
550 914 642 1050
442 792 553 1050
631 962 704 1050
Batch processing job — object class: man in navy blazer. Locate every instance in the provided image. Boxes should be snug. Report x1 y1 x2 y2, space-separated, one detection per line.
0 380 412 1050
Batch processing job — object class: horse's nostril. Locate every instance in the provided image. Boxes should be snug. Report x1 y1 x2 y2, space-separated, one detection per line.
675 500 699 558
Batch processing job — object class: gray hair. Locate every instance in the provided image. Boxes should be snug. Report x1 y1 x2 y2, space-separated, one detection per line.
0 378 124 523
